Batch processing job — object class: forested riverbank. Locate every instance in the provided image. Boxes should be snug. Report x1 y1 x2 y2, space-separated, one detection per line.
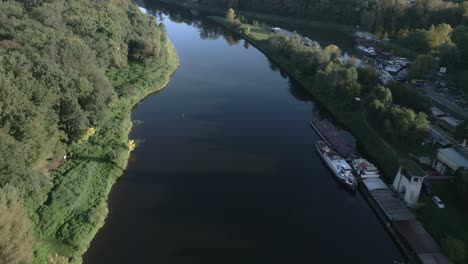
183 5 467 261
82 4 406 263
207 13 468 262
208 14 420 178
0 0 178 263
185 0 468 37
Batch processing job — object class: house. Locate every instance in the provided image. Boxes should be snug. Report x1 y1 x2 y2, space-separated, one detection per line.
385 65 401 75
432 144 468 176
429 127 452 148
395 69 408 82
394 57 410 67
379 70 394 85
438 116 461 133
430 107 447 119
393 160 427 205
438 67 447 76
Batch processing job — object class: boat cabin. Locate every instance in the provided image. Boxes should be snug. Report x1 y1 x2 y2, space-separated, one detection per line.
352 159 380 179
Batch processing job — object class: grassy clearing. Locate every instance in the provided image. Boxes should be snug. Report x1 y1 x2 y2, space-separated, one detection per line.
32 41 179 263
414 182 468 262
239 11 352 35
210 16 271 40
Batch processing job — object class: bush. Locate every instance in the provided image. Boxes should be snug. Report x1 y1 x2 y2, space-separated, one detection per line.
128 38 161 63
241 27 250 35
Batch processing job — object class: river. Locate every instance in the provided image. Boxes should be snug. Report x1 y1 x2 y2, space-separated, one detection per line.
83 2 404 263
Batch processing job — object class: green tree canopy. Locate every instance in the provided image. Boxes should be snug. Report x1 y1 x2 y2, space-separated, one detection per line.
409 54 435 79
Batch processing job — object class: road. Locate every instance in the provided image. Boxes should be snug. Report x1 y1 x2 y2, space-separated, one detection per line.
420 84 468 120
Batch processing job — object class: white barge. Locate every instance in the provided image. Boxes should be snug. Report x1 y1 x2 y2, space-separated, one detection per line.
315 141 358 191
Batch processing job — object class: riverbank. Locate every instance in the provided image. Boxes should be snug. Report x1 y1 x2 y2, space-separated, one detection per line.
32 40 179 263
208 16 400 179
159 0 354 40
159 0 418 57
205 16 461 263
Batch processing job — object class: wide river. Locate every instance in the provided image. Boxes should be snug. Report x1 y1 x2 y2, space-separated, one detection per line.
84 2 404 263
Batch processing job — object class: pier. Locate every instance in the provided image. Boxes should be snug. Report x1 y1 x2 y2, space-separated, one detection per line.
310 119 452 264
309 120 358 158
365 187 414 220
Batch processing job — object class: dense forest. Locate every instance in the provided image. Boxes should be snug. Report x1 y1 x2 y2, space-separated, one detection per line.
263 27 430 148
197 0 468 105
0 0 175 262
199 0 468 34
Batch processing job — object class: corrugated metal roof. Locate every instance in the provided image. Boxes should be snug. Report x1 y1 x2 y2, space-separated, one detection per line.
370 189 415 220
363 178 389 191
438 147 468 171
430 107 446 117
440 116 461 127
430 129 452 147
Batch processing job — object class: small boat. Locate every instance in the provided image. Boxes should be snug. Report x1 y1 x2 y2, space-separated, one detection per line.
355 45 377 57
316 141 358 191
351 158 380 180
385 65 402 75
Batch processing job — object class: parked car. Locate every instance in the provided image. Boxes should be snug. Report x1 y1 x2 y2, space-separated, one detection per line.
411 79 426 87
432 196 445 208
437 81 447 88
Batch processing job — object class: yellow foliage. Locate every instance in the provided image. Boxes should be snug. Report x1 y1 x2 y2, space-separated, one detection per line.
128 139 136 151
0 186 33 264
48 254 69 264
80 127 96 141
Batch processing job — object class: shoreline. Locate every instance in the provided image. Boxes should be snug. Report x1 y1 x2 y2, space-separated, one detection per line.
201 14 453 264
33 39 179 263
205 16 400 178
204 16 455 264
158 0 354 34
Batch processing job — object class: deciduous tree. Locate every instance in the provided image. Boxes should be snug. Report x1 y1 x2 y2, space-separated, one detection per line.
0 186 33 264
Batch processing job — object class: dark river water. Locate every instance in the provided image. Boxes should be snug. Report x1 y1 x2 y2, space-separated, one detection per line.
83 2 404 263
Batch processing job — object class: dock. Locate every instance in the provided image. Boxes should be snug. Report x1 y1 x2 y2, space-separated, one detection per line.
359 178 451 263
369 189 414 220
309 120 452 264
309 120 358 158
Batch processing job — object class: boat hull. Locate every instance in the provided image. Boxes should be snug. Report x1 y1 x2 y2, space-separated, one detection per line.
315 143 357 191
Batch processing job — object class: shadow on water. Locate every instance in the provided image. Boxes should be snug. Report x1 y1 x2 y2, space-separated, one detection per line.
83 2 405 264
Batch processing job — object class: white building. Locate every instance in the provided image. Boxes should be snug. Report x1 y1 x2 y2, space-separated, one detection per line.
438 67 447 76
393 160 427 205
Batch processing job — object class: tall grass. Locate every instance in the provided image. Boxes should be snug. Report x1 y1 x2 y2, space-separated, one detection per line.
32 42 179 263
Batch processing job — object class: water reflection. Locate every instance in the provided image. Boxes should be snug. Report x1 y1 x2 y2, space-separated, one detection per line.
288 79 312 102
84 2 405 263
